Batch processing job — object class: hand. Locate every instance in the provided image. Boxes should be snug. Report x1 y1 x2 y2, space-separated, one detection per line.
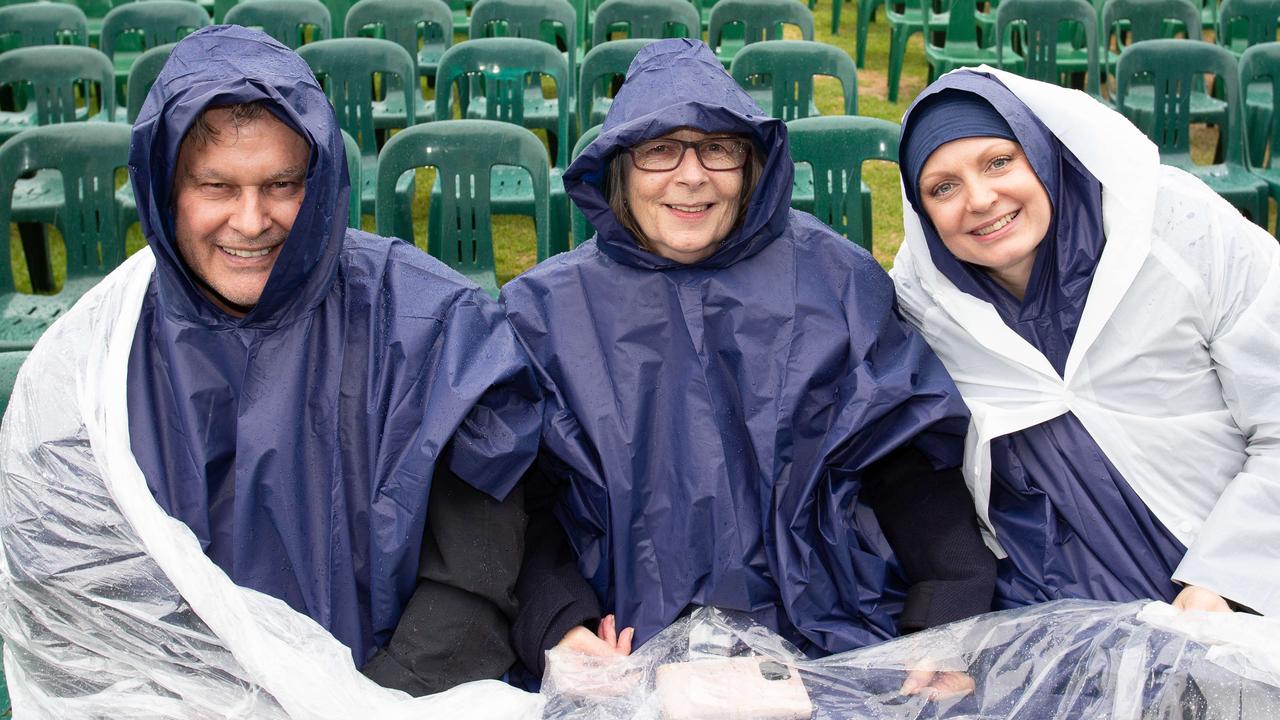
1173 585 1232 613
555 614 634 657
900 669 976 700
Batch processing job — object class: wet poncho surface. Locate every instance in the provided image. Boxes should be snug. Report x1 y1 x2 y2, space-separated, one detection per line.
501 39 970 655
124 25 541 664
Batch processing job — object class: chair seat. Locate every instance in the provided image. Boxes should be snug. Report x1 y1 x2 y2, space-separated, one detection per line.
791 165 874 249
9 170 64 225
0 277 102 344
1120 87 1228 131
372 93 434 129
745 87 820 120
1245 81 1274 167
1168 157 1268 221
360 152 414 216
927 43 1000 74
466 96 563 136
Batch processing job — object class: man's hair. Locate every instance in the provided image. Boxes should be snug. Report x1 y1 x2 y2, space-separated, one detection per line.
603 134 763 254
183 101 271 148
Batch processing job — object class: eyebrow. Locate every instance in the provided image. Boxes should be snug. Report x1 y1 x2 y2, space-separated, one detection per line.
918 139 1019 186
185 165 307 184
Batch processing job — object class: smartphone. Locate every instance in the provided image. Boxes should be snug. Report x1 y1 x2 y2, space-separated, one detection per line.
655 657 814 720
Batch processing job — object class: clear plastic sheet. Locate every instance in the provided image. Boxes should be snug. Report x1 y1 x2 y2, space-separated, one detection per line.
541 601 1280 720
0 251 543 719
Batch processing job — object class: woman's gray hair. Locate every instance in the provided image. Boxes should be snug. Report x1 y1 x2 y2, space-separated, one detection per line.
603 134 764 254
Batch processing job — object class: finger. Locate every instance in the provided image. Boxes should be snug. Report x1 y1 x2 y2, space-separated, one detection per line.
602 614 617 646
617 627 634 655
901 669 935 695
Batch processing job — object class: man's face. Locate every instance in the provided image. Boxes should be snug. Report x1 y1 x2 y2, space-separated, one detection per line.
172 109 310 316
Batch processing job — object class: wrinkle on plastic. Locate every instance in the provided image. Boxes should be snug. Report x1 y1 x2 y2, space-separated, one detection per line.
540 601 1280 719
0 251 543 719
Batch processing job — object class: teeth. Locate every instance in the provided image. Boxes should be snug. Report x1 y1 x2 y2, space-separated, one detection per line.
221 246 273 258
669 204 709 213
974 211 1017 236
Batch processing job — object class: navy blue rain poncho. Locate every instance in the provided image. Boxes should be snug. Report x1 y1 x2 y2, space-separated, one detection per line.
899 72 1186 608
125 26 541 665
501 39 972 655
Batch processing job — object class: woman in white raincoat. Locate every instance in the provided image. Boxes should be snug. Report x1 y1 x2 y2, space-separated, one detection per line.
891 68 1278 617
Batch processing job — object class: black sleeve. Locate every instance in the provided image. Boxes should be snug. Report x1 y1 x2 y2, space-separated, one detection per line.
361 464 525 697
861 444 997 633
510 460 602 678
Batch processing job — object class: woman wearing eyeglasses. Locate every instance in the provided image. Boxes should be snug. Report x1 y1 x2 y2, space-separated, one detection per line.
501 39 995 685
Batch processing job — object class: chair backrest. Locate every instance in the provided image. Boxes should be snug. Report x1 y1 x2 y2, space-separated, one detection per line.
125 42 173 123
570 122 599 245
1218 0 1280 52
1117 39 1245 162
729 39 856 119
469 0 578 100
0 2 88 47
1102 0 1202 46
341 128 361 226
1239 40 1280 165
0 45 115 124
709 0 815 47
928 0 982 47
577 37 650 130
0 350 29 418
590 0 700 46
225 0 333 49
436 37 571 167
374 119 551 289
0 123 132 291
101 0 208 59
344 0 453 76
996 0 1099 94
787 115 897 251
298 38 416 156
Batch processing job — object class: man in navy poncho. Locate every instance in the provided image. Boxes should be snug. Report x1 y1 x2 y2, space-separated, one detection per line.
505 39 997 675
124 26 541 694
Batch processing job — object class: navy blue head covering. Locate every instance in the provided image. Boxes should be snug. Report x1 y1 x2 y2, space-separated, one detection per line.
900 71 1104 375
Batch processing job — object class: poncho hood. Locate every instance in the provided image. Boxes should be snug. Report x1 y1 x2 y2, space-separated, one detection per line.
128 24 347 327
563 38 791 269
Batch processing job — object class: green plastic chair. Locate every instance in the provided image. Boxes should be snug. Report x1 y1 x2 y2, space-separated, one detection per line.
707 0 815 68
1239 41 1280 234
577 38 650 131
436 37 571 252
298 38 416 217
787 115 893 251
342 128 361 227
225 0 332 49
448 0 471 34
0 350 30 417
1217 0 1280 56
317 0 357 36
213 0 235 22
885 0 949 101
100 1 207 109
809 0 859 36
375 119 550 297
925 0 1000 84
729 40 857 120
569 122 599 247
344 0 452 95
0 44 114 143
117 42 174 230
590 0 699 46
996 0 1097 95
60 0 118 47
1117 39 1269 224
0 2 88 51
0 123 131 343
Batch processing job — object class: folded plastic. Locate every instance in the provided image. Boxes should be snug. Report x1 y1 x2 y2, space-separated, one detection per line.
0 249 543 719
540 601 1280 719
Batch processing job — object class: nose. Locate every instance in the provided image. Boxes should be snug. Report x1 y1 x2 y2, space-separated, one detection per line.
965 179 998 214
671 144 710 186
226 189 272 239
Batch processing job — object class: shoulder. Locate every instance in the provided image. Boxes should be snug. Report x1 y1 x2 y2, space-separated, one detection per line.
783 210 897 309
500 240 608 310
338 229 496 319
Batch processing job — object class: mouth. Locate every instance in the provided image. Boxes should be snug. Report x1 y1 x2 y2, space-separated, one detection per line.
971 210 1019 237
218 243 280 259
665 202 714 217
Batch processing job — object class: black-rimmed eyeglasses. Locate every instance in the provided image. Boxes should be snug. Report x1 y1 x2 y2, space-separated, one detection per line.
626 137 751 172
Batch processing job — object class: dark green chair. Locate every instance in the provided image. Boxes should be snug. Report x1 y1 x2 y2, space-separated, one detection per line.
707 0 814 68
342 128 361 228
344 0 452 103
0 45 114 143
318 0 357 36
1117 39 1268 224
0 123 132 343
0 2 88 51
117 43 174 231
61 0 116 47
729 40 857 120
885 0 949 101
298 37 417 217
213 0 235 22
576 37 649 133
996 0 1097 95
787 115 893 251
1217 0 1280 57
1240 41 1280 234
590 0 699 46
809 0 859 36
375 119 550 297
448 0 471 35
436 36 571 253
0 350 29 417
100 1 207 110
569 122 599 246
225 0 332 49
924 0 999 84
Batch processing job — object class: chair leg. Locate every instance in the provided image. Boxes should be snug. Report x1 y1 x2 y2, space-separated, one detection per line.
17 223 53 293
832 0 843 34
887 27 913 103
856 0 874 66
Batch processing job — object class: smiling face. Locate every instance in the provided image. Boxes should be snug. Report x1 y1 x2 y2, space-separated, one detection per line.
917 136 1052 299
172 107 310 316
622 129 746 264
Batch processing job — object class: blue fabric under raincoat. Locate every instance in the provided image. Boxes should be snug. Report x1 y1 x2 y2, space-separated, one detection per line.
501 39 977 655
125 25 542 665
898 72 1186 609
